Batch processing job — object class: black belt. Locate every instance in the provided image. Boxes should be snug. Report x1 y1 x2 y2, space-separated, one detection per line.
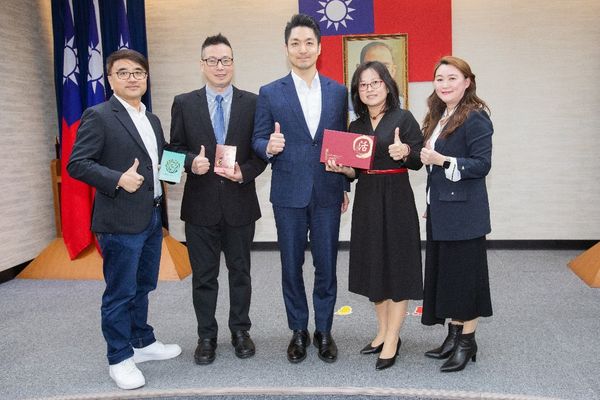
153 195 163 207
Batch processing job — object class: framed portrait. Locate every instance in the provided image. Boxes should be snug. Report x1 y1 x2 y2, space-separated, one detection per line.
343 34 408 110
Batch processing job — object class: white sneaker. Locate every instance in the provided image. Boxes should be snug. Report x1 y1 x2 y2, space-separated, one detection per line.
132 340 182 363
109 357 145 390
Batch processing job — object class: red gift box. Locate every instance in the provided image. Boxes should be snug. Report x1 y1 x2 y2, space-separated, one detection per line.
320 129 376 169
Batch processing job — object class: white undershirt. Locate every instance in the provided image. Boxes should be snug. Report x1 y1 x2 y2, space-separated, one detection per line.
114 95 162 198
291 70 322 138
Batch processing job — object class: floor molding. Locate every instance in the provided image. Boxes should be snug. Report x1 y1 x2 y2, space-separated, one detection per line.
30 386 567 400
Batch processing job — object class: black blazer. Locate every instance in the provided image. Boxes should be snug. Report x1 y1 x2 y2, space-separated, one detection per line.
169 86 266 227
427 110 493 241
67 95 168 234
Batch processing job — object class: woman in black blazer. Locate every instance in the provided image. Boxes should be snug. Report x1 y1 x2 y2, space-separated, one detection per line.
419 56 493 372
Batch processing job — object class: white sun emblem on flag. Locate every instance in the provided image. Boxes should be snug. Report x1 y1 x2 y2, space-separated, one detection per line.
63 36 79 85
317 0 355 31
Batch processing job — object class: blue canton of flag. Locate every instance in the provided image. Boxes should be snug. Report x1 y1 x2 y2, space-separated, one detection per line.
299 0 374 36
87 0 105 106
117 0 131 49
62 0 82 126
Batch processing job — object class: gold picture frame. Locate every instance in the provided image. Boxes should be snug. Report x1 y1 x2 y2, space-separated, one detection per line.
343 34 409 110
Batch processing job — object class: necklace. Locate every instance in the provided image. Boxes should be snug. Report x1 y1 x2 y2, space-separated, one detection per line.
369 106 386 120
440 107 455 126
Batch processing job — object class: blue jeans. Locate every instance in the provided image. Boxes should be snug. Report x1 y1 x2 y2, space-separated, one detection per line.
97 207 162 365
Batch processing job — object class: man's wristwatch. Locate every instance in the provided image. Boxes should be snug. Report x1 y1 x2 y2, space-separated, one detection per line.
442 157 451 169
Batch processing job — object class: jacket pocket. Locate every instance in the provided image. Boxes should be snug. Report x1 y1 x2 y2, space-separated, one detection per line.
438 189 467 202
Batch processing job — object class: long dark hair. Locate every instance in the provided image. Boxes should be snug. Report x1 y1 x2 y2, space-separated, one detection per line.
422 56 489 142
350 61 400 120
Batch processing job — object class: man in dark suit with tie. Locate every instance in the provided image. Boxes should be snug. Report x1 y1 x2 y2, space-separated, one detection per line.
252 14 349 364
169 34 266 365
68 49 181 390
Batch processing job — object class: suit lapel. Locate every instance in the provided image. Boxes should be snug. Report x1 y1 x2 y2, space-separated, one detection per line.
226 87 242 145
110 96 149 157
282 73 311 139
196 88 217 146
315 76 330 141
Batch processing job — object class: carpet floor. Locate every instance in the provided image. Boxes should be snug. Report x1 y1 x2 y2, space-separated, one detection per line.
0 249 598 400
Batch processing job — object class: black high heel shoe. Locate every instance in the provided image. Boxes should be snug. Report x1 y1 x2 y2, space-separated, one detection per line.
425 323 463 359
360 341 384 354
440 332 477 372
375 338 401 370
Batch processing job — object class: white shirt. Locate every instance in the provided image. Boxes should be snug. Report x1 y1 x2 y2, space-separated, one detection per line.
291 70 322 138
114 94 162 198
426 110 461 205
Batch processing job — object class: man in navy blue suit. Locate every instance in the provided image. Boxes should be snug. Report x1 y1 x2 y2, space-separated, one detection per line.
252 14 349 364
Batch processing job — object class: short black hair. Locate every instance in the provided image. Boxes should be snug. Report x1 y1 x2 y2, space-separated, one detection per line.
106 49 149 74
351 61 400 120
359 41 394 63
201 33 233 58
284 13 321 44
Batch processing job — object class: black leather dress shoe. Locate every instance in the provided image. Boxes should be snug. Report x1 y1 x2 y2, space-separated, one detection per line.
287 329 310 363
360 341 384 354
314 331 338 363
231 330 255 359
194 338 217 365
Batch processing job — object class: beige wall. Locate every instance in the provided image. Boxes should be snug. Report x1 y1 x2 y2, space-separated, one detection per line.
2 0 599 271
146 0 600 242
0 1 56 272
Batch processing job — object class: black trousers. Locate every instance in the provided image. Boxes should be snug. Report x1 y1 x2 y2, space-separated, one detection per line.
185 220 255 339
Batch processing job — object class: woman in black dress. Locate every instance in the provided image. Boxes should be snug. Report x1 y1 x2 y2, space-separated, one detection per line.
419 56 493 372
327 61 423 370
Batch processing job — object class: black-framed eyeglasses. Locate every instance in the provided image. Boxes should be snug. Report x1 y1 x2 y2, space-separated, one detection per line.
202 57 234 67
111 70 148 80
358 80 383 91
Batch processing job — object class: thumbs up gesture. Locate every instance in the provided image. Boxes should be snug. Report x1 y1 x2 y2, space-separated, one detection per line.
267 122 285 155
388 127 410 161
192 145 210 175
118 158 144 193
420 139 442 166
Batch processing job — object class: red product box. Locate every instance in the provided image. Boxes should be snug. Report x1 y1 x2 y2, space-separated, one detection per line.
320 129 376 169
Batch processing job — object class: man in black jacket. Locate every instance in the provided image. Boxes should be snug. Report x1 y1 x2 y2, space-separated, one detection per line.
169 34 266 365
68 49 181 390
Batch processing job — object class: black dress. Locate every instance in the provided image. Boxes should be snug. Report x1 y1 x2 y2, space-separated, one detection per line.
348 108 424 302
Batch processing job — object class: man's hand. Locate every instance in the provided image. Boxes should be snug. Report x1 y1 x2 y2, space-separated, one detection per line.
118 158 144 193
215 162 244 183
192 145 210 175
266 122 285 155
388 127 410 161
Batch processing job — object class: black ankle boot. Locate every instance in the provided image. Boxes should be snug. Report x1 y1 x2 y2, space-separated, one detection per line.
425 323 463 359
440 332 477 372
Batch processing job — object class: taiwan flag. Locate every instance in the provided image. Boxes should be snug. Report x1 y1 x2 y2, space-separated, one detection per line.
299 0 452 83
60 0 93 259
117 0 131 49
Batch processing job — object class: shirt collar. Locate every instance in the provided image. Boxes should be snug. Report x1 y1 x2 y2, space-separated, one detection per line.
206 85 233 102
291 70 320 91
114 94 146 114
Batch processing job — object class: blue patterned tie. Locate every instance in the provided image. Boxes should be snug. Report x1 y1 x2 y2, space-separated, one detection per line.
214 95 225 144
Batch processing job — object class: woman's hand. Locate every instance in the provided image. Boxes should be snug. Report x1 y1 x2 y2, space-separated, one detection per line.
388 127 410 161
420 139 445 166
326 159 356 178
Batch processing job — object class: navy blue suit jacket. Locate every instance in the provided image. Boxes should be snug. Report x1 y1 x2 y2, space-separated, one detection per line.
427 110 493 241
252 73 348 208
